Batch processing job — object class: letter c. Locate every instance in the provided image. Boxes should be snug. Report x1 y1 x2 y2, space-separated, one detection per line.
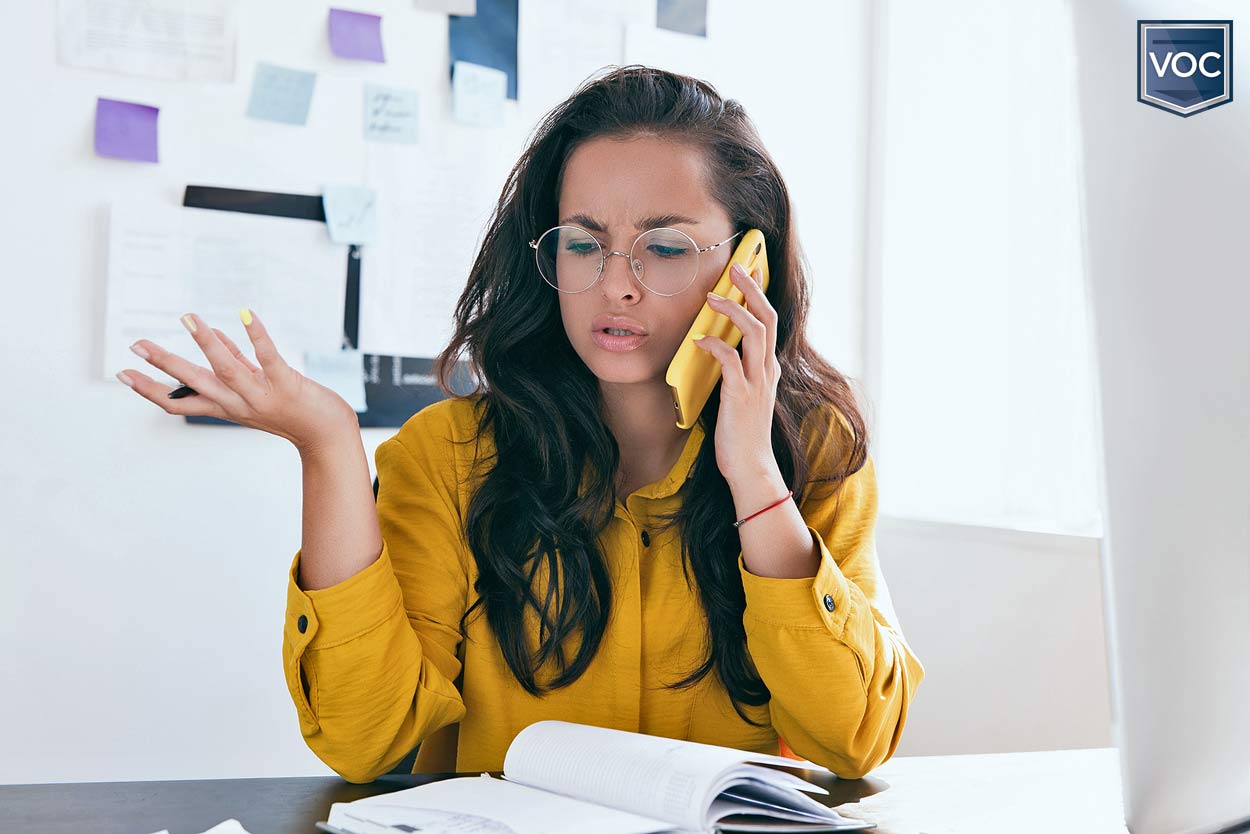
1200 51 1223 78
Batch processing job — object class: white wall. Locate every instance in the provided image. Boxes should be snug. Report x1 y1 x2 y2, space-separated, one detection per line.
879 518 1112 757
870 0 1103 539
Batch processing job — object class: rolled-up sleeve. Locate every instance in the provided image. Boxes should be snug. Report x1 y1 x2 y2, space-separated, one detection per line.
739 429 925 779
281 414 470 783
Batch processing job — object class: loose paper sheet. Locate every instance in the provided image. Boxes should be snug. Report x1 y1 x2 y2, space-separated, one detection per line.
105 201 346 386
57 0 236 82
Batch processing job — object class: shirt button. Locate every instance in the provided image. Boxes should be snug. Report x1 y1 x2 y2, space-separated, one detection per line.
822 594 836 612
640 530 651 547
297 614 308 633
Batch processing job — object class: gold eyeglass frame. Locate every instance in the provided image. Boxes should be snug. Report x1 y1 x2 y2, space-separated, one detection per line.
527 225 744 296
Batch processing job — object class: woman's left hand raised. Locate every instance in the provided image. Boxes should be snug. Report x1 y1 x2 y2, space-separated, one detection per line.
692 262 781 487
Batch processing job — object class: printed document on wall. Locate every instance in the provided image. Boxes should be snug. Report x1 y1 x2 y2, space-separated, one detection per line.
359 145 493 358
57 0 237 82
104 201 346 385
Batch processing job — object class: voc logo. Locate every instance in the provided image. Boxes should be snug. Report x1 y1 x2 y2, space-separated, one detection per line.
1138 20 1233 117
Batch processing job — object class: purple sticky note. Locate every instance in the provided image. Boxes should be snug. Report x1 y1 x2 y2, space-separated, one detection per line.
328 8 385 62
94 98 159 163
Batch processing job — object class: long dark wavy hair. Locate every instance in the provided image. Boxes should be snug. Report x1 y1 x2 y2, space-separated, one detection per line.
434 64 868 722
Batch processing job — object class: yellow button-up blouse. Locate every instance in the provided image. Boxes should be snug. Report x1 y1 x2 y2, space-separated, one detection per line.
281 395 924 783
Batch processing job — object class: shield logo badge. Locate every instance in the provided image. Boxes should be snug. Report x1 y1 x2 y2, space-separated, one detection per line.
1138 20 1233 117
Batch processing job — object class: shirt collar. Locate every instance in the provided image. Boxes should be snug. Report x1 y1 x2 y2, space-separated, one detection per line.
629 419 706 502
578 419 706 505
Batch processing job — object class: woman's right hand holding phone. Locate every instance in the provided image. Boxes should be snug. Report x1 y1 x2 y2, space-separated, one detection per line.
116 309 360 457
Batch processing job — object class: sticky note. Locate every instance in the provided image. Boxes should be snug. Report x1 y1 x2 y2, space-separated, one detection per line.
328 8 385 62
452 60 506 127
304 350 367 413
94 98 159 162
364 83 418 143
448 0 517 100
246 62 316 125
657 0 708 37
415 0 475 13
322 185 378 244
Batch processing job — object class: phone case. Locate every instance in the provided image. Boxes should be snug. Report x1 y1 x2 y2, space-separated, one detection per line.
665 228 770 429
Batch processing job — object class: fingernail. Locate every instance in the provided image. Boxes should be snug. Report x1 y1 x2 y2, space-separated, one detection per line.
240 307 253 326
731 263 747 278
116 371 135 388
129 342 150 360
692 333 706 341
181 314 197 334
706 291 724 301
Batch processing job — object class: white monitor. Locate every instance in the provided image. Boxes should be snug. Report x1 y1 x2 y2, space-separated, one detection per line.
1069 2 1250 833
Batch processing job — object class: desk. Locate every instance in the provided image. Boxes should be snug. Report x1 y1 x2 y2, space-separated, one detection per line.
0 748 1128 834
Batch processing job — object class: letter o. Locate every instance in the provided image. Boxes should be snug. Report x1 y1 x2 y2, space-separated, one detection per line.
1171 51 1197 77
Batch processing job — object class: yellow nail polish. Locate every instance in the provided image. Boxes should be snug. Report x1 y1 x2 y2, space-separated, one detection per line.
181 314 197 334
240 307 253 326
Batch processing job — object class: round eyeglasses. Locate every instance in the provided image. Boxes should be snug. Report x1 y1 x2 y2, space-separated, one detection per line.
528 226 744 296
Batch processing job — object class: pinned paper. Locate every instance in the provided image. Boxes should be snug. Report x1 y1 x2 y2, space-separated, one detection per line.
246 62 316 125
322 185 378 244
448 0 517 100
364 83 418 143
328 8 385 62
147 816 253 834
58 0 237 83
304 349 367 412
94 97 159 162
415 0 475 13
452 60 506 127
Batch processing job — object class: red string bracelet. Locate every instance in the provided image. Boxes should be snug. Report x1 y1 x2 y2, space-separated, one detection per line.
732 490 794 529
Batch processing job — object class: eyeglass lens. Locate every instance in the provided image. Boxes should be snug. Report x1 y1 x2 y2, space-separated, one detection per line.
535 226 701 294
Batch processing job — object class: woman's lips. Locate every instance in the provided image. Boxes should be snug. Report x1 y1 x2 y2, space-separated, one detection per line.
590 330 648 352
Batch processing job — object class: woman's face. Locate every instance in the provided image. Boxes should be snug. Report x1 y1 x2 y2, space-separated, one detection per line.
553 134 738 386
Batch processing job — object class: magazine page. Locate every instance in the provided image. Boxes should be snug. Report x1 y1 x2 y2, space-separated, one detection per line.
501 721 835 832
324 774 684 834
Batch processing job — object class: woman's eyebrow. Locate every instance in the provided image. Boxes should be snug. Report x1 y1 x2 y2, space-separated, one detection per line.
559 212 701 232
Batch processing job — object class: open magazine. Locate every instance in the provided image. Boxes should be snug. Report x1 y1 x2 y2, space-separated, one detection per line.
316 720 876 834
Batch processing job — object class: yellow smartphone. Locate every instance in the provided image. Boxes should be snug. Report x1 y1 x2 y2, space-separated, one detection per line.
665 228 770 429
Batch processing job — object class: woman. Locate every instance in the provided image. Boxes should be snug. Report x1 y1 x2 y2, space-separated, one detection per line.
116 65 924 783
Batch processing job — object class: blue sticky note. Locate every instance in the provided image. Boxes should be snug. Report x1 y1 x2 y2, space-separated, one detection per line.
448 0 517 101
657 0 708 37
322 185 378 244
452 61 506 127
246 62 317 125
364 83 419 143
304 349 367 412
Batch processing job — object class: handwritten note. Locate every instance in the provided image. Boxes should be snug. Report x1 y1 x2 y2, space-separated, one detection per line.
322 185 379 244
246 62 316 125
452 60 506 127
94 97 159 162
364 83 418 143
304 350 367 412
328 8 385 62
